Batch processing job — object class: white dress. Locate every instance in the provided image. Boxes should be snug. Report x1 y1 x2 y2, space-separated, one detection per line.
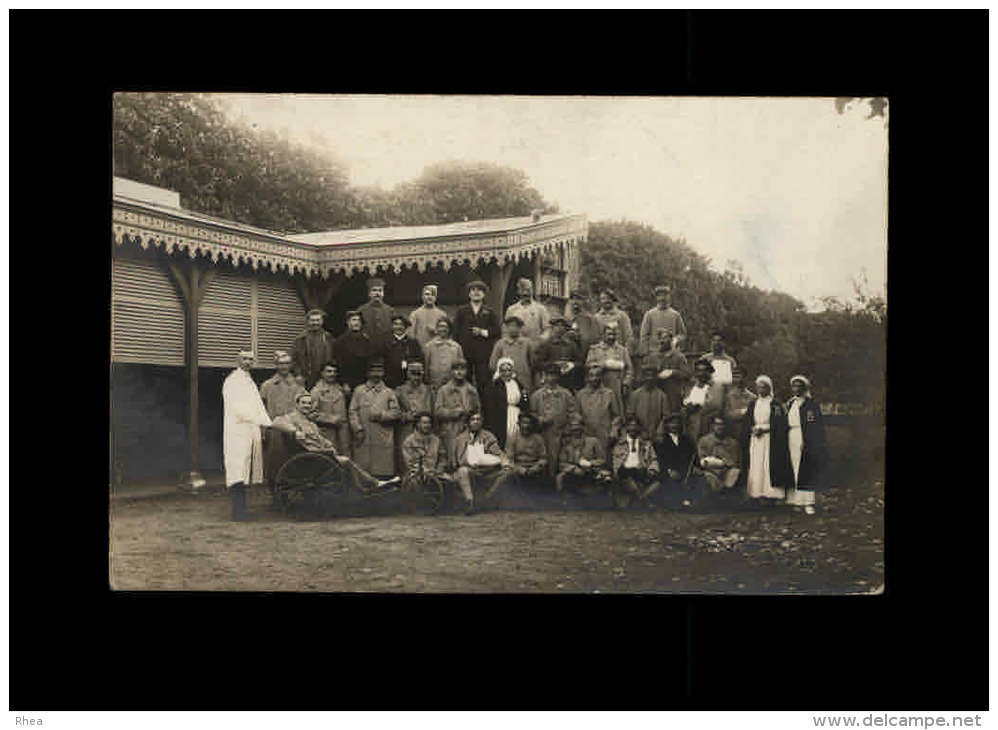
785 397 815 506
746 397 785 500
503 378 522 446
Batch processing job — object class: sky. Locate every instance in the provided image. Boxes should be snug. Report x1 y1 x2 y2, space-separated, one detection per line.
213 94 887 310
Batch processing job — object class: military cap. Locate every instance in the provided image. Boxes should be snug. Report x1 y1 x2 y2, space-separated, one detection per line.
653 284 671 295
466 280 490 294
421 283 438 295
366 277 386 290
274 350 292 363
694 358 715 373
366 357 386 371
294 391 313 405
599 287 619 301
345 309 364 323
306 308 327 319
504 315 525 327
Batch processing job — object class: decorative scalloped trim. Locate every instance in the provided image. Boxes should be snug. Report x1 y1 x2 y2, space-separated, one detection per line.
113 205 587 280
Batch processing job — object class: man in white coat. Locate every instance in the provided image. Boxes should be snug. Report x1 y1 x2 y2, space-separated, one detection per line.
223 350 273 520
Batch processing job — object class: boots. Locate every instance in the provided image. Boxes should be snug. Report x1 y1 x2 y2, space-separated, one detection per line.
230 482 248 521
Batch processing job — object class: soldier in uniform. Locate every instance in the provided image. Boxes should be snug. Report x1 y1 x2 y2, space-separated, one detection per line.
291 308 336 390
357 277 397 351
701 331 738 386
534 316 582 390
643 327 691 409
575 363 623 454
407 283 449 348
309 360 351 458
488 315 534 389
529 363 581 477
504 277 550 344
401 412 447 482
697 415 742 496
335 310 380 390
610 414 661 509
626 363 671 448
585 323 633 406
638 284 687 357
385 314 423 388
423 317 466 391
453 411 512 515
259 350 305 419
348 358 402 479
682 358 726 444
556 412 611 498
593 288 635 354
433 359 481 471
566 290 600 382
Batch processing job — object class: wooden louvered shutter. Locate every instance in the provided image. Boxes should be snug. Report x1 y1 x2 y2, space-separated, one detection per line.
198 271 254 367
111 258 186 366
256 276 306 364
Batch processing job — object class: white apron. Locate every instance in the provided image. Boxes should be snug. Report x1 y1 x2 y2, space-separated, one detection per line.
223 369 273 487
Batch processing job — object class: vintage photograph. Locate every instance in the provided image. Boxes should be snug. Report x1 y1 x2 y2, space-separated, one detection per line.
109 93 887 593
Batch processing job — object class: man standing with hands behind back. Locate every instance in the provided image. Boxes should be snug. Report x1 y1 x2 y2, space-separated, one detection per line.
454 279 501 394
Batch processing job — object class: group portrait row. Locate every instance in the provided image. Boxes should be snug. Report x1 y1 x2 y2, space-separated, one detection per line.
222 275 829 520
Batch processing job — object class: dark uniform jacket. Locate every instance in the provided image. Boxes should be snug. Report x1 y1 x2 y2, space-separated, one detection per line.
787 396 830 491
291 328 337 390
357 300 397 350
454 303 502 365
335 331 382 389
483 376 530 452
534 335 582 388
384 335 424 388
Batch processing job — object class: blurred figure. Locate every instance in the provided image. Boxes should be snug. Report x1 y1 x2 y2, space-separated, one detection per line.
682 358 725 444
566 290 600 383
627 363 670 450
534 316 582 390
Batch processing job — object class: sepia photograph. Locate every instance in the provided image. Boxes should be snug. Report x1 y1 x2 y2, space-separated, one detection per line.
109 93 887 594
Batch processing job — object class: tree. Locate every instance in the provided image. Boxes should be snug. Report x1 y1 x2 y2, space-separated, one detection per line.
395 161 558 225
113 92 358 232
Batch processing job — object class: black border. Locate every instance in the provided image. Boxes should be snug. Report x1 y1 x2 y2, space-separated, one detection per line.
11 10 987 711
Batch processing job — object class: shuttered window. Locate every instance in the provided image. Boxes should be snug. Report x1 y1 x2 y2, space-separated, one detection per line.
111 258 186 366
198 272 254 367
198 272 305 367
256 276 306 364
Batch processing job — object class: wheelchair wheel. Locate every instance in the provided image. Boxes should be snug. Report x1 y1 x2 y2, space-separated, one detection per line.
274 452 347 510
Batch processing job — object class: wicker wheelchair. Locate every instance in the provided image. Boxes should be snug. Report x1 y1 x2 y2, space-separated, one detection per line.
266 429 444 517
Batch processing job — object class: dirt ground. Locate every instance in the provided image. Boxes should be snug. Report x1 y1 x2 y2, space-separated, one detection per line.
109 474 884 594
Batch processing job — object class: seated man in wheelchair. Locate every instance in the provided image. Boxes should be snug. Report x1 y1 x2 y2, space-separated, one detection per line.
271 392 401 491
401 411 449 486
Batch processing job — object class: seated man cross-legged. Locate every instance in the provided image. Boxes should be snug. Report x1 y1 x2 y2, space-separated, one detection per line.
486 412 548 501
556 412 612 499
453 411 512 515
696 415 742 500
610 414 661 509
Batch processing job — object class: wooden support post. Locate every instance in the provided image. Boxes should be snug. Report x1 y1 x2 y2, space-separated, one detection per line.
489 259 514 314
166 258 218 490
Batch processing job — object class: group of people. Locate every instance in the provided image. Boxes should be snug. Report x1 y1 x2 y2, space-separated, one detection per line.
222 275 829 520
